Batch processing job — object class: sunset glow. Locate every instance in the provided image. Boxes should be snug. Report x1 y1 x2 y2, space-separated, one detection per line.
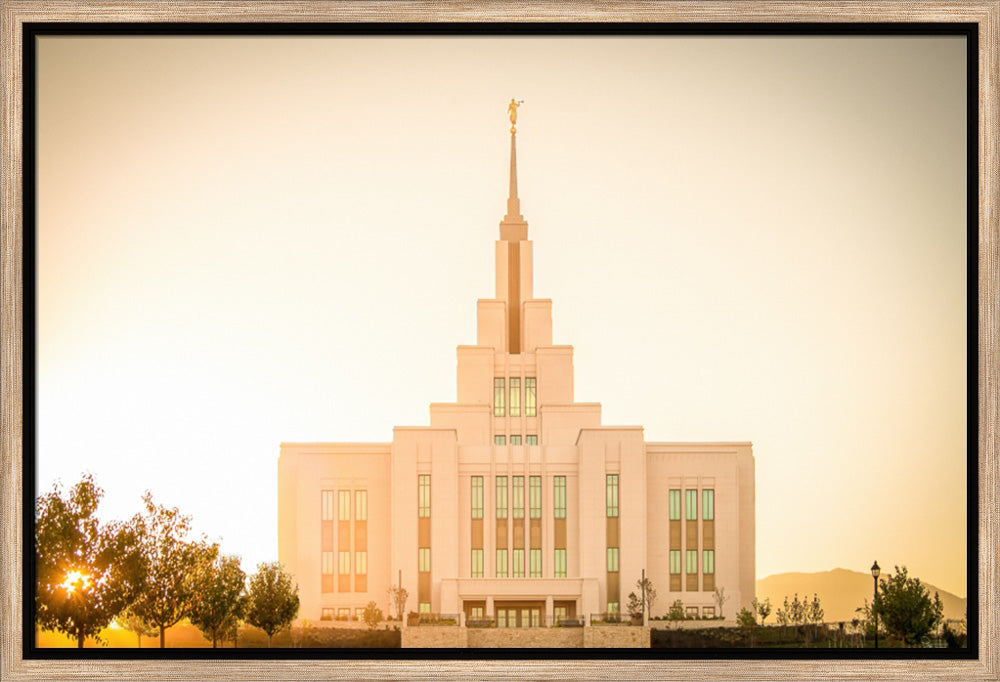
61 570 90 595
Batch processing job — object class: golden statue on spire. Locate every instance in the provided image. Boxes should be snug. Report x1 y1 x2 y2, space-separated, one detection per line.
508 98 524 133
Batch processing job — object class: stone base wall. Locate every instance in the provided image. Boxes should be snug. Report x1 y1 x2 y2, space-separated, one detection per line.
583 625 650 648
401 626 650 648
401 626 468 648
467 627 585 648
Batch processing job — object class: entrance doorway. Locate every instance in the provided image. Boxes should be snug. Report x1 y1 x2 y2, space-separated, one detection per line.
494 600 544 627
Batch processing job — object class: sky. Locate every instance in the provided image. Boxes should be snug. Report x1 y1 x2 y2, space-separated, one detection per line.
35 35 969 597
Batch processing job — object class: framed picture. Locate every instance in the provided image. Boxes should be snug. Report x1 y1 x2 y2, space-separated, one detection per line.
2 2 997 680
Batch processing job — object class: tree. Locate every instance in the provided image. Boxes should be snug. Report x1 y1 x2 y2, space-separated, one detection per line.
627 591 643 618
873 565 944 646
363 601 383 630
789 593 806 626
116 607 158 648
667 599 686 628
129 492 218 647
752 597 772 626
713 587 730 619
737 607 757 646
387 582 408 621
808 593 824 625
189 554 246 648
246 562 300 648
634 576 657 616
35 474 145 648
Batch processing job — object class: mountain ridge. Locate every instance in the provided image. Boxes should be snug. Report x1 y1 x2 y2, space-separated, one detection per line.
755 568 966 624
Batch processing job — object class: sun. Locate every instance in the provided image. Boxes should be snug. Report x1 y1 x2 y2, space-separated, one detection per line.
61 570 91 594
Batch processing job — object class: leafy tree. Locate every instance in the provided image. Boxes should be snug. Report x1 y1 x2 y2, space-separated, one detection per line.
737 607 757 646
129 492 218 647
873 565 944 646
387 583 408 621
808 593 824 625
189 554 246 647
363 601 383 630
627 591 643 618
667 599 685 628
751 597 772 625
246 562 300 647
634 576 657 615
116 607 158 648
35 474 145 648
776 597 790 636
788 593 806 626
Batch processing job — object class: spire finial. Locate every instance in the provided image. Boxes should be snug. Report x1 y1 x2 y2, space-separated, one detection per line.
508 98 523 133
504 99 524 223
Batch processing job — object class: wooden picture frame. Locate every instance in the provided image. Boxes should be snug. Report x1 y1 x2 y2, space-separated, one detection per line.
2 2 997 679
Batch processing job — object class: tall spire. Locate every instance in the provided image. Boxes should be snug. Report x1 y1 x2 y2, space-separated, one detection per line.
506 127 521 221
500 99 527 242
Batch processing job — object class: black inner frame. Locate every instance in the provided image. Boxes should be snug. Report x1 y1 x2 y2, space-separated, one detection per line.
19 21 980 662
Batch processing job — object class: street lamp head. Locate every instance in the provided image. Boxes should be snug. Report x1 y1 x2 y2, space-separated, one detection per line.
871 561 880 579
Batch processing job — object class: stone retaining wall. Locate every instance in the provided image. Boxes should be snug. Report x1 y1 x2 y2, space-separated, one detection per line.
467 627 585 648
401 626 468 648
401 626 650 648
583 625 650 648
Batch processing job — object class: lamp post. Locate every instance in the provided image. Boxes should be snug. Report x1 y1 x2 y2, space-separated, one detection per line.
871 560 880 648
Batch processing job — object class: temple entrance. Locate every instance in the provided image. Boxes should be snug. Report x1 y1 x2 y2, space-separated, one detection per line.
494 600 545 627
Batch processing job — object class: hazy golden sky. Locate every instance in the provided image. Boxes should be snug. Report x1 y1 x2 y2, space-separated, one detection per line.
36 36 968 596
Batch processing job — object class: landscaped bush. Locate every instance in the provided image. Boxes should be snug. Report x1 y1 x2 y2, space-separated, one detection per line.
237 624 400 648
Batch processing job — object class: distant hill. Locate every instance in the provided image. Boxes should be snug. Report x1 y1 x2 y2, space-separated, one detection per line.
755 568 967 624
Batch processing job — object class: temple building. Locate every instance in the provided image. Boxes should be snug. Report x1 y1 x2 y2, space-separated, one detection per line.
277 104 755 628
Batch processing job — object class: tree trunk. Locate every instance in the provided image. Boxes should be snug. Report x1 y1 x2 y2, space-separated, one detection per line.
77 630 85 648
267 632 272 648
137 633 142 648
212 632 217 648
160 625 166 648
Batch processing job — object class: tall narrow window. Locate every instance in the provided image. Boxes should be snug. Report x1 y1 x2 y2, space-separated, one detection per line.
513 549 525 578
703 489 715 520
606 474 619 517
355 551 367 576
669 489 681 520
494 435 506 446
471 476 483 519
339 551 351 575
418 475 431 517
529 476 541 519
529 549 541 578
669 550 681 575
471 549 484 578
494 378 505 417
607 547 619 573
525 378 536 416
509 435 522 445
553 476 566 518
525 435 538 445
355 490 367 521
554 548 567 577
322 552 335 575
512 476 525 519
686 489 698 520
322 491 335 521
339 491 351 520
496 477 508 518
703 550 715 575
509 377 521 417
496 549 508 578
418 547 431 573
686 549 698 574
